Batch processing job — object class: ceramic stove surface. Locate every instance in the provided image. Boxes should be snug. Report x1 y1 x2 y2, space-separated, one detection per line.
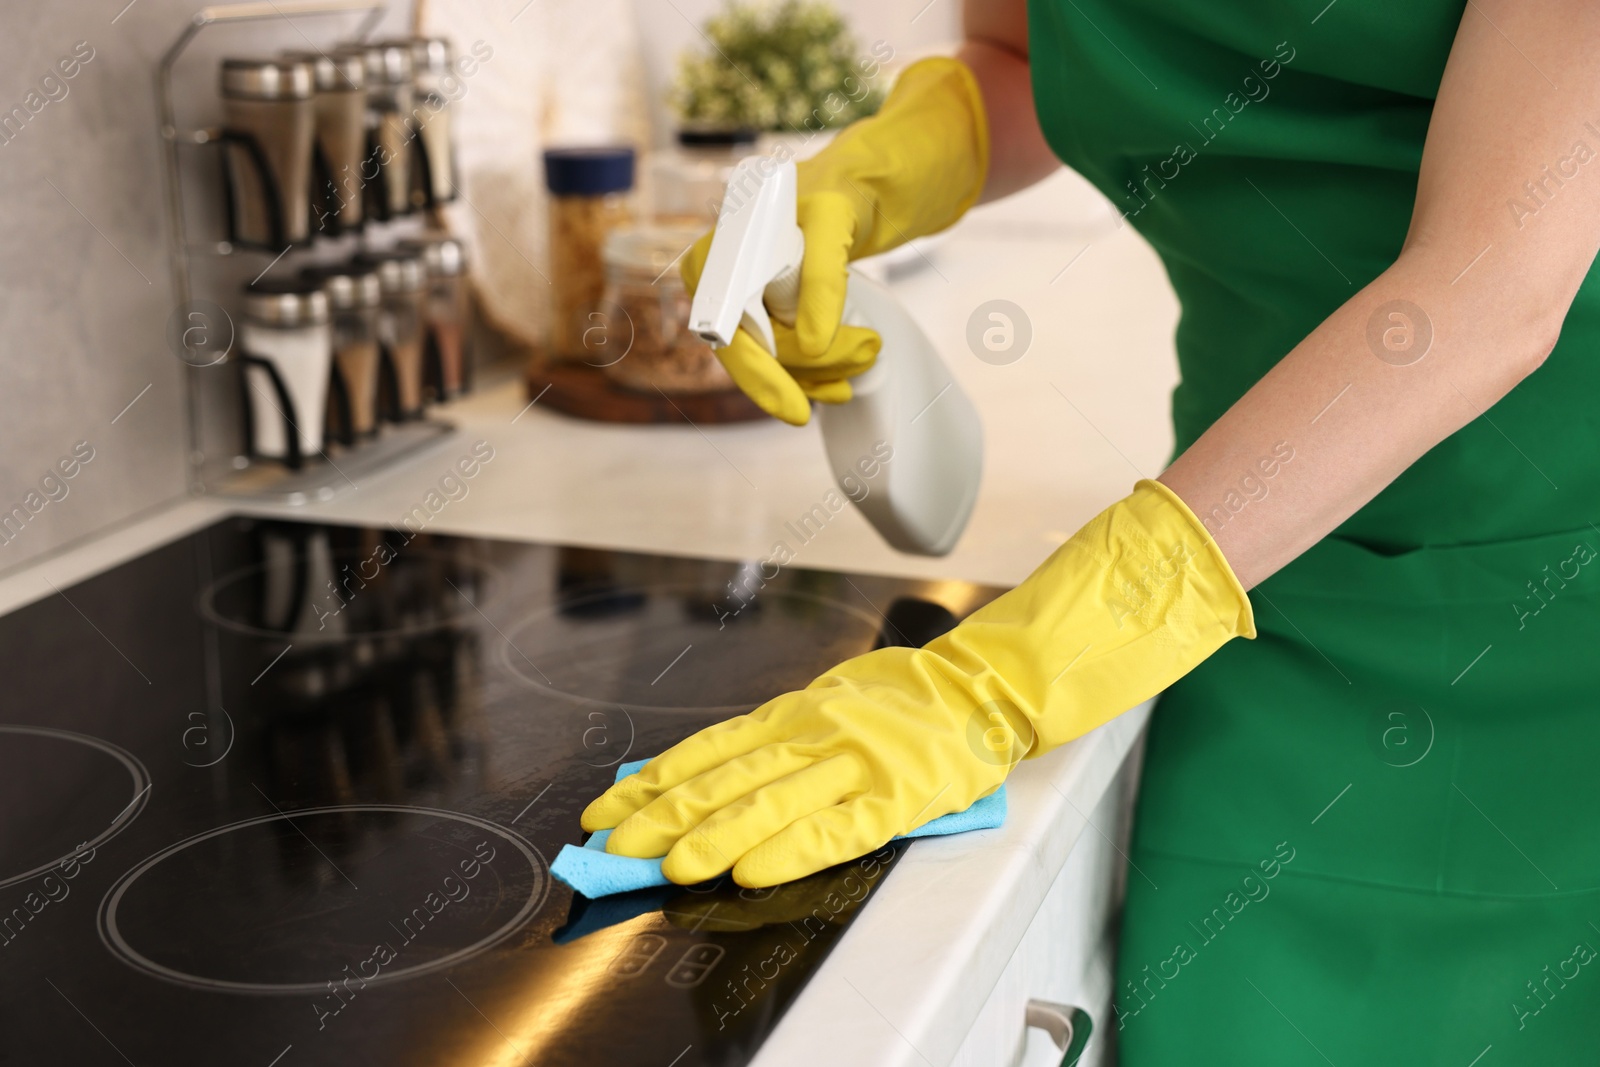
0 517 998 1066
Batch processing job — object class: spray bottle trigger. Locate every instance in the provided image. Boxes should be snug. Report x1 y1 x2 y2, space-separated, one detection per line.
738 292 777 359
737 262 801 361
764 263 802 329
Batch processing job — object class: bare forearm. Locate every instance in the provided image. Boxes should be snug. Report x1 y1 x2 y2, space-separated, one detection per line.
1160 0 1600 590
960 0 1059 202
1160 250 1558 589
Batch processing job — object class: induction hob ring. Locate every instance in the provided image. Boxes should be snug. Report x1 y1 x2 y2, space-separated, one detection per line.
97 805 549 995
498 584 884 712
0 725 151 890
196 549 500 644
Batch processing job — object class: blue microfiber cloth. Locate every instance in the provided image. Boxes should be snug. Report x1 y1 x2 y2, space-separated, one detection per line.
552 883 678 943
551 757 1006 898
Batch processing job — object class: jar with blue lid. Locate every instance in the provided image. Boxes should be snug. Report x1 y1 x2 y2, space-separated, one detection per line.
544 146 636 363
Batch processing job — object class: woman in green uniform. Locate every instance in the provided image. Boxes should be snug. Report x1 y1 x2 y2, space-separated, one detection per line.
585 1 1600 1061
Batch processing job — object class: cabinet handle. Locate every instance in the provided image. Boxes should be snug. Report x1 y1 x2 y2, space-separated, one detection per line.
1025 1000 1092 1067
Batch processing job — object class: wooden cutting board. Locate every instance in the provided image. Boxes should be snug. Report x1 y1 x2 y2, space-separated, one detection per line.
524 361 769 424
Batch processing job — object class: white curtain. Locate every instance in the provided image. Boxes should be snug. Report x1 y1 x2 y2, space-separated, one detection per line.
417 0 649 349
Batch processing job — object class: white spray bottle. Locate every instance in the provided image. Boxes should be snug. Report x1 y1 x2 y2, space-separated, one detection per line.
689 157 984 556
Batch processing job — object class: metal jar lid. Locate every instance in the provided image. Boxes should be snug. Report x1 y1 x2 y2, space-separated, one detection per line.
399 234 466 277
409 38 453 74
281 49 365 93
544 146 636 196
676 125 759 149
338 42 412 87
408 37 456 97
353 251 426 294
302 264 381 310
243 278 330 327
220 58 314 101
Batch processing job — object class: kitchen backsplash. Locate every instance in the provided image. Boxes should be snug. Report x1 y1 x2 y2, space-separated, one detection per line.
0 0 953 575
0 1 411 574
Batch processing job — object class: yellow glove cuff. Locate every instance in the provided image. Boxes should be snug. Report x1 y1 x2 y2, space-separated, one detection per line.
924 479 1255 756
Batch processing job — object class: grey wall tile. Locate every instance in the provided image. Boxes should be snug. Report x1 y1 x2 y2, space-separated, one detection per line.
0 0 411 574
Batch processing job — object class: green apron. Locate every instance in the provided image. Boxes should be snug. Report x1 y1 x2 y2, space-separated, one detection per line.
1027 2 1600 1062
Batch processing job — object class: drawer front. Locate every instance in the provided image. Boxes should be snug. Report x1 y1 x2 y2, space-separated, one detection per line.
952 755 1140 1067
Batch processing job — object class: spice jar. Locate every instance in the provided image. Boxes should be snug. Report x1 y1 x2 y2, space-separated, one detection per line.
282 49 366 237
407 38 459 208
238 279 332 468
648 126 758 226
600 224 734 395
303 262 382 444
354 251 429 421
219 58 315 247
544 146 635 363
399 234 471 400
338 41 413 220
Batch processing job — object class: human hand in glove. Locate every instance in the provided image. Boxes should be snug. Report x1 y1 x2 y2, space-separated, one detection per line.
581 480 1255 888
678 56 990 426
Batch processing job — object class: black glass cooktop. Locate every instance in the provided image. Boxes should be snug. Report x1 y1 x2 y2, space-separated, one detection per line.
0 517 998 1066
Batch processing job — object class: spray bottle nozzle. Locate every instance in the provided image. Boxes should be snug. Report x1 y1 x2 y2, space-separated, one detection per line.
688 157 805 357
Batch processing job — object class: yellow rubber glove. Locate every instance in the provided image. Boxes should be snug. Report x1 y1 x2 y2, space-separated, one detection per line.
679 55 990 426
581 480 1255 888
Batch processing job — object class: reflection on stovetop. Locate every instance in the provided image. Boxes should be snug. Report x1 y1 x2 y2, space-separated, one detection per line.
0 517 999 1067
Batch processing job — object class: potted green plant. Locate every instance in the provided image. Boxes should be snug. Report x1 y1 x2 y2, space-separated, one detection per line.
672 0 887 143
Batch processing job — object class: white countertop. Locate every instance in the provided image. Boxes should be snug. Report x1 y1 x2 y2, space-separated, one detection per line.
756 703 1151 1067
0 168 1179 1066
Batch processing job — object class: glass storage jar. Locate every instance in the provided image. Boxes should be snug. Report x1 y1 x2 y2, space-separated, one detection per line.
282 49 367 237
407 37 459 208
648 126 758 226
544 146 635 363
219 58 316 247
399 233 471 400
599 223 734 395
354 250 429 420
303 262 382 443
338 41 413 221
238 278 332 467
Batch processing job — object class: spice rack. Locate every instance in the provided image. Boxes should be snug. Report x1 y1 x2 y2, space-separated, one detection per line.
159 0 455 504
